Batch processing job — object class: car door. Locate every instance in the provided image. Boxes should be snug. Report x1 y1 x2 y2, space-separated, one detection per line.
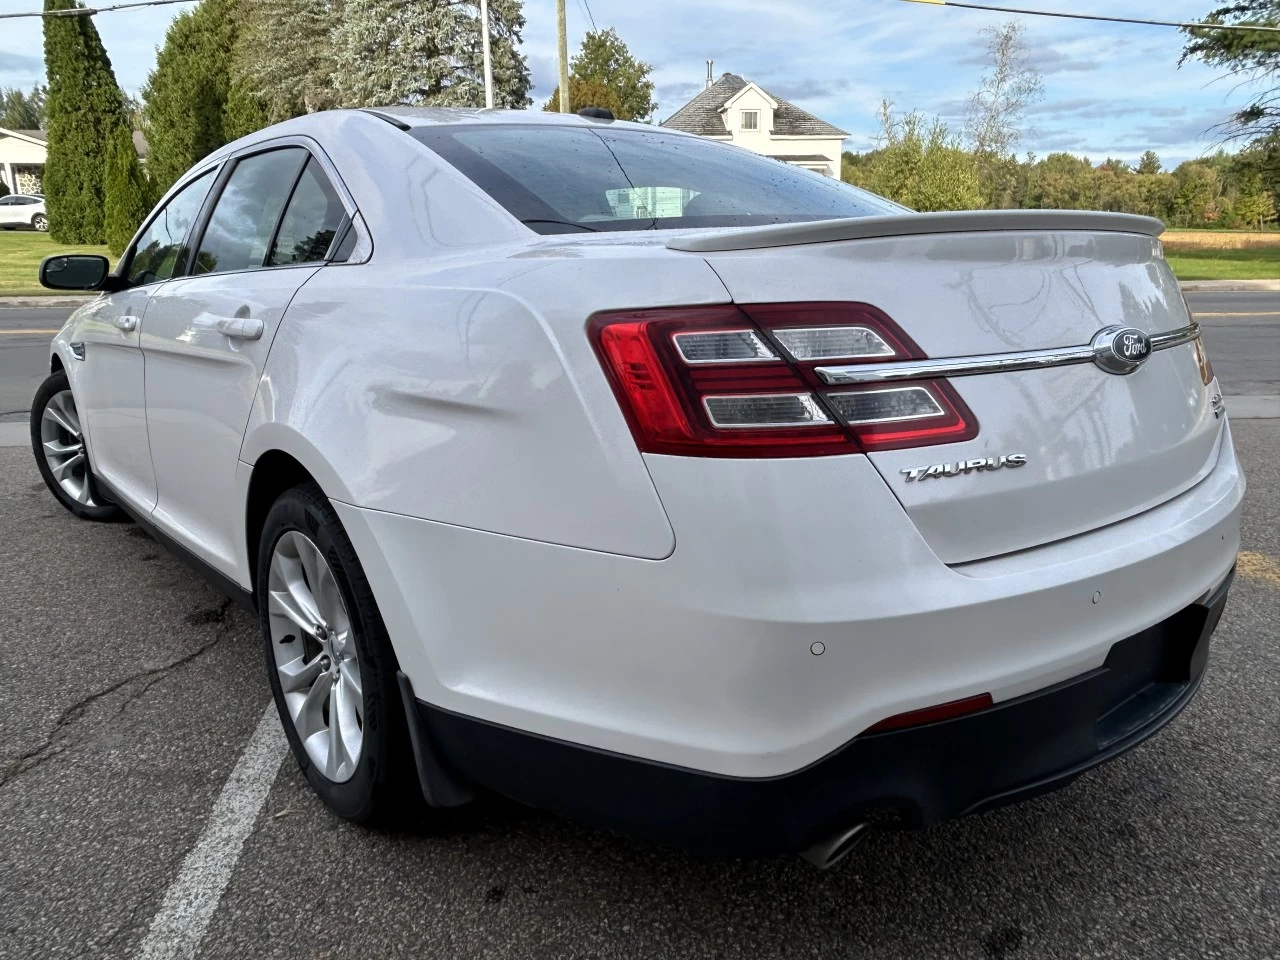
0 196 19 225
73 168 217 511
141 142 352 578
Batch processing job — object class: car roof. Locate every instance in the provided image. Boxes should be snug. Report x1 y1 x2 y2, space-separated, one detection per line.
368 106 695 138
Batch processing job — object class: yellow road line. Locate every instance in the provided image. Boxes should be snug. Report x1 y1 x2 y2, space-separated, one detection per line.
0 328 59 335
1238 551 1280 588
1193 311 1280 317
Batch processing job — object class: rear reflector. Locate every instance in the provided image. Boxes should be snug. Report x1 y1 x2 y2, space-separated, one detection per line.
827 386 944 425
704 393 831 428
673 329 777 364
864 693 995 734
771 326 895 361
589 302 978 457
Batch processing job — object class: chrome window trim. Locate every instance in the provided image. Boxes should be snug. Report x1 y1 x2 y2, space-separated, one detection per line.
815 322 1200 386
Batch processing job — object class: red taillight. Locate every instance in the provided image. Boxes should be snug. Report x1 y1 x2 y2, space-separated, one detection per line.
864 693 994 734
589 302 978 457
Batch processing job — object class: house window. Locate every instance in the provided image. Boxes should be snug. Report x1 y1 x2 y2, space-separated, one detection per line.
741 110 759 131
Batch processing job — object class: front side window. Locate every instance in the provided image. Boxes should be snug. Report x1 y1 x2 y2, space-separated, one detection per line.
411 125 902 234
192 148 308 276
268 158 346 266
741 110 759 131
127 169 216 286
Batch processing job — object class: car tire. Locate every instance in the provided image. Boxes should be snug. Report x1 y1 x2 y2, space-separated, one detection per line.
258 482 419 824
32 213 48 231
30 371 125 521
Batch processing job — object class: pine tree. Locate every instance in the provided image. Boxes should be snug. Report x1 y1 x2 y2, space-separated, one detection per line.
333 0 531 108
103 123 153 256
222 79 269 141
142 0 239 194
544 28 654 121
1137 151 1162 176
0 84 48 129
42 0 128 243
234 0 341 122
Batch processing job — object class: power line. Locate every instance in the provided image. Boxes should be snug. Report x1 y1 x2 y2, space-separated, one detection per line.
580 0 598 32
0 0 195 20
901 0 1280 34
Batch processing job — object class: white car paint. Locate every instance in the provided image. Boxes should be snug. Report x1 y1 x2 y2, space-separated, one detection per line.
0 193 45 228
48 108 1244 784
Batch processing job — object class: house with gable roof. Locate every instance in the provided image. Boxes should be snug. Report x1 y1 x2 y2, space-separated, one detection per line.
661 68 848 178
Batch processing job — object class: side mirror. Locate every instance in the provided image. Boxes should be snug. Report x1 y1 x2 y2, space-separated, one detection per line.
40 254 110 291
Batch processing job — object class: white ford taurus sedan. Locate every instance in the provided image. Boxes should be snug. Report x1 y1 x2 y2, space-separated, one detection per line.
32 107 1243 867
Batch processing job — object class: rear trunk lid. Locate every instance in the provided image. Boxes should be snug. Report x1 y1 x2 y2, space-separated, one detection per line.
675 213 1221 564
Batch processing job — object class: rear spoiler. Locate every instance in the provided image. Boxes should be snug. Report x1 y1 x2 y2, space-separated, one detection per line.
665 210 1165 253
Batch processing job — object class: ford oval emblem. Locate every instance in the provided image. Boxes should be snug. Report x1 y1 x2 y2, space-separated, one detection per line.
1092 325 1153 375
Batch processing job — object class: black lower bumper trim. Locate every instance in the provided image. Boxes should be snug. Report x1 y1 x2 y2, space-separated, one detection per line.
415 571 1233 854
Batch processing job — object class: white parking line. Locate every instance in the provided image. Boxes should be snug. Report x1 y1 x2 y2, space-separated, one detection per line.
135 703 287 960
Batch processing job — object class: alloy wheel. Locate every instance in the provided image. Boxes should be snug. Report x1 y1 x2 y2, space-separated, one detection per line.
33 214 48 232
267 530 364 782
39 389 97 506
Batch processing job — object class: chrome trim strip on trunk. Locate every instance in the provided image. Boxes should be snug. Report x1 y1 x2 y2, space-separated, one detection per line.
815 322 1200 386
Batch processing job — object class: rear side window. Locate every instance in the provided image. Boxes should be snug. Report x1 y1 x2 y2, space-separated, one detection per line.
410 125 902 234
192 148 308 275
268 158 345 265
127 169 215 286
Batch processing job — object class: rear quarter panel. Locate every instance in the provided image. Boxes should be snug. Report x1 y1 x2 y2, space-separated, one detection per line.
242 249 733 559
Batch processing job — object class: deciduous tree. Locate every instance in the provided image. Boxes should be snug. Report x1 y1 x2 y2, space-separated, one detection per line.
965 21 1043 208
849 101 983 212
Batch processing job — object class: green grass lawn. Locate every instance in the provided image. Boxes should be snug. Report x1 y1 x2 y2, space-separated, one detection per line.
0 231 112 296
3 226 1278 293
1165 246 1280 281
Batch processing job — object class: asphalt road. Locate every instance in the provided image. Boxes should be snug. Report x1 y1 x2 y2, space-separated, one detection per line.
0 430 1276 960
0 293 1277 959
2 292 1276 422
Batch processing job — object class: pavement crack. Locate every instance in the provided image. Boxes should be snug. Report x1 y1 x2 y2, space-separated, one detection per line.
0 597 236 791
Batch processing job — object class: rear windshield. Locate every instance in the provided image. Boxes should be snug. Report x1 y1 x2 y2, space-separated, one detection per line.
409 124 902 234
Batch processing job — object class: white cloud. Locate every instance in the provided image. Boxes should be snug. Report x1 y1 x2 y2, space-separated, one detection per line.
0 0 1262 164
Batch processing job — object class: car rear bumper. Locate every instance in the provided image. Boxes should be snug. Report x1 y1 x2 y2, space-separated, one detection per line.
334 419 1243 780
412 570 1231 853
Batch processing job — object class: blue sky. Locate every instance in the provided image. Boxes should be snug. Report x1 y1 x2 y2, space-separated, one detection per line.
0 0 1265 166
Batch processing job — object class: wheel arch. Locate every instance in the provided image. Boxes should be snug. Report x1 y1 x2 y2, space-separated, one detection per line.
239 422 357 591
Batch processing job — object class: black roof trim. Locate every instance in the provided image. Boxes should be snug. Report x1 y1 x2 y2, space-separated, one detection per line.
360 109 412 131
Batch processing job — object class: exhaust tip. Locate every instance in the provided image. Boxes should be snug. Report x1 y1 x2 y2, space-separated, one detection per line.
800 822 875 870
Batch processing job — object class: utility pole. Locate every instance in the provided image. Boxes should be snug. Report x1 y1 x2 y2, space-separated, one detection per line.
480 0 494 108
556 0 571 112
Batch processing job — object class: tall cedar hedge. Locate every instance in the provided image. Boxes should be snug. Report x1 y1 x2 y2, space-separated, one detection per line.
141 0 239 195
42 0 128 243
104 124 153 256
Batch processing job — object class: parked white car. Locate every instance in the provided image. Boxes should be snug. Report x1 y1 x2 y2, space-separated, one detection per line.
0 193 48 231
32 108 1243 867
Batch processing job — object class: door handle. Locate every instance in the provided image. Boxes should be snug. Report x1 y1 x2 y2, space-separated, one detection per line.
114 315 139 333
215 317 265 341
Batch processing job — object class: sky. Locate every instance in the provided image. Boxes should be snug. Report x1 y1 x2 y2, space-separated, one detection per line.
0 0 1267 167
